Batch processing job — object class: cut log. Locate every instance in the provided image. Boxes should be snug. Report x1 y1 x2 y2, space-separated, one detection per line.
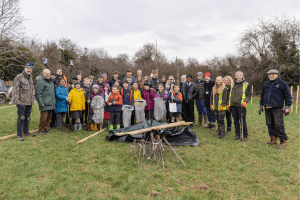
116 121 193 136
0 129 39 141
77 128 107 144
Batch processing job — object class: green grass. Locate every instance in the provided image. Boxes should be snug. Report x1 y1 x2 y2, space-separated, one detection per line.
0 98 299 199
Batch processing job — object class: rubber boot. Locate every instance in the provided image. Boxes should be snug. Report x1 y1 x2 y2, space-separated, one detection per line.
278 139 286 149
110 125 114 130
116 124 120 129
74 123 78 131
198 114 202 125
203 115 208 127
265 136 277 145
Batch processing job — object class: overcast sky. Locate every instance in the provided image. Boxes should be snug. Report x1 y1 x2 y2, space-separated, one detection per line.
20 0 299 62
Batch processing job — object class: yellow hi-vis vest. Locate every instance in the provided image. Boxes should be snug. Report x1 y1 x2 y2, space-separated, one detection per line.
228 82 248 107
212 86 227 110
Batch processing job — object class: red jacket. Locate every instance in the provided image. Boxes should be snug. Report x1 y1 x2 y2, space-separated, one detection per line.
107 92 123 112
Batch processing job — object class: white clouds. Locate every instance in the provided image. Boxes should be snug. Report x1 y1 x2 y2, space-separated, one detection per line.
20 0 300 62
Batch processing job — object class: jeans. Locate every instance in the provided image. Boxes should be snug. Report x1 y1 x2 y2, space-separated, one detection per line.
206 107 216 123
195 99 207 115
265 107 288 140
17 105 32 136
231 106 248 138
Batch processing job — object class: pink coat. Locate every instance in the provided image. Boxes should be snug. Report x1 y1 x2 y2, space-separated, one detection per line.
142 89 155 110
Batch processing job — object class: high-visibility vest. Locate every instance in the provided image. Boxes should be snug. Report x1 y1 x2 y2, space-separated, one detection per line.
228 82 248 107
212 86 227 110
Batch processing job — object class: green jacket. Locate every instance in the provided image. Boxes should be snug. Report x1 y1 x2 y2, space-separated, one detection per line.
35 77 56 111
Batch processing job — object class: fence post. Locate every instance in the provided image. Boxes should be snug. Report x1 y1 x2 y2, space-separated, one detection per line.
296 85 299 114
290 86 293 113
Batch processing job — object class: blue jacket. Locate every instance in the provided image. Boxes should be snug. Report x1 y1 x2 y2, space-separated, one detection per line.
55 86 69 113
260 77 292 108
167 92 182 112
108 77 120 88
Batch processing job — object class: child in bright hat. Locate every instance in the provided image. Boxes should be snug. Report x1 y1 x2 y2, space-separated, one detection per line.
68 81 85 130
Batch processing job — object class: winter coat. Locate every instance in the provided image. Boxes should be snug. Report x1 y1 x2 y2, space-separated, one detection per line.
141 89 155 110
90 82 104 94
55 86 68 113
210 85 228 111
229 78 252 107
195 79 205 100
89 91 101 113
82 85 91 102
181 82 198 103
155 91 168 100
107 92 123 112
12 71 35 106
108 77 119 88
69 88 85 111
204 78 215 108
121 88 134 106
167 92 183 112
133 89 142 100
35 77 56 111
260 77 292 108
150 78 162 91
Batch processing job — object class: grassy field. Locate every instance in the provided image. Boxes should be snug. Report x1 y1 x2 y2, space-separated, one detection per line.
0 98 299 199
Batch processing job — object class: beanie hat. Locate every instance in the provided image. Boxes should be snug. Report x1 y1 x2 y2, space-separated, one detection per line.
72 77 78 80
78 71 83 75
89 71 94 75
97 74 103 79
25 62 33 68
204 72 211 77
51 72 56 76
143 82 149 86
267 69 279 74
197 72 203 76
74 81 81 86
186 74 192 79
92 84 99 90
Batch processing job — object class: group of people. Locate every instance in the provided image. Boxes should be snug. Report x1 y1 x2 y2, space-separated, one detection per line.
11 62 292 149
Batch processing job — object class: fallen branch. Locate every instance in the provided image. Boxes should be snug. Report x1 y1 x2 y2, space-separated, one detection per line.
77 128 107 144
116 121 193 136
0 105 16 109
0 129 39 141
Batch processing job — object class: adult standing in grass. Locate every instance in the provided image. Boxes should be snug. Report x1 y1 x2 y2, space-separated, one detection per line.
224 75 233 134
204 72 216 129
195 72 208 126
35 69 56 135
259 69 292 149
181 75 198 127
12 62 36 141
228 71 252 142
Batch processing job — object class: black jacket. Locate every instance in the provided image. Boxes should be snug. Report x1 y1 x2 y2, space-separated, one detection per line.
108 77 120 88
204 78 215 107
150 78 162 91
195 79 205 100
181 82 198 103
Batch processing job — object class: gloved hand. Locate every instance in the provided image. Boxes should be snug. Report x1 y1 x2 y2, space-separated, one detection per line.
109 103 112 106
112 101 116 105
66 97 70 101
210 105 214 111
87 100 90 103
171 96 174 100
226 105 230 111
218 105 224 112
284 106 289 115
242 101 247 107
259 105 263 115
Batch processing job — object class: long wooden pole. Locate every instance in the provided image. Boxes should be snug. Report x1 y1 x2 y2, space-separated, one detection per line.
0 129 39 141
116 121 193 136
296 85 299 114
77 128 107 144
251 85 253 105
290 86 293 113
176 56 179 84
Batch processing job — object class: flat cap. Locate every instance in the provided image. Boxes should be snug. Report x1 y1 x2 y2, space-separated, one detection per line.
267 69 279 74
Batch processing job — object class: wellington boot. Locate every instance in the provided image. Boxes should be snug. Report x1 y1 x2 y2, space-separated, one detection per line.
203 115 208 127
278 139 286 149
109 125 114 131
198 114 202 125
265 136 277 145
116 124 120 129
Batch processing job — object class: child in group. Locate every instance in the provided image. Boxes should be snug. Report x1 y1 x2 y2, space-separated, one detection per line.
141 82 155 120
88 84 101 130
167 85 182 130
114 80 122 93
55 79 69 132
107 85 123 130
210 76 228 139
155 83 168 100
101 84 111 129
68 81 85 130
82 78 90 125
131 82 142 124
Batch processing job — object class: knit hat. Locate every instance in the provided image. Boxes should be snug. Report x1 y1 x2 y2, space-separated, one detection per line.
74 81 81 86
25 62 33 68
197 72 203 76
144 82 149 86
51 72 56 76
72 77 78 80
92 84 99 90
78 71 83 75
267 69 279 74
97 74 103 79
89 71 94 75
204 72 211 77
186 74 192 79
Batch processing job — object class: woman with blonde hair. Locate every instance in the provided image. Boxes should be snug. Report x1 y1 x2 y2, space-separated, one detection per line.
223 75 233 134
210 76 228 139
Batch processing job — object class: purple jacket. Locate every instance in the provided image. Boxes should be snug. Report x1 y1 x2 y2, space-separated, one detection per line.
155 91 168 100
88 91 101 113
142 89 155 110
